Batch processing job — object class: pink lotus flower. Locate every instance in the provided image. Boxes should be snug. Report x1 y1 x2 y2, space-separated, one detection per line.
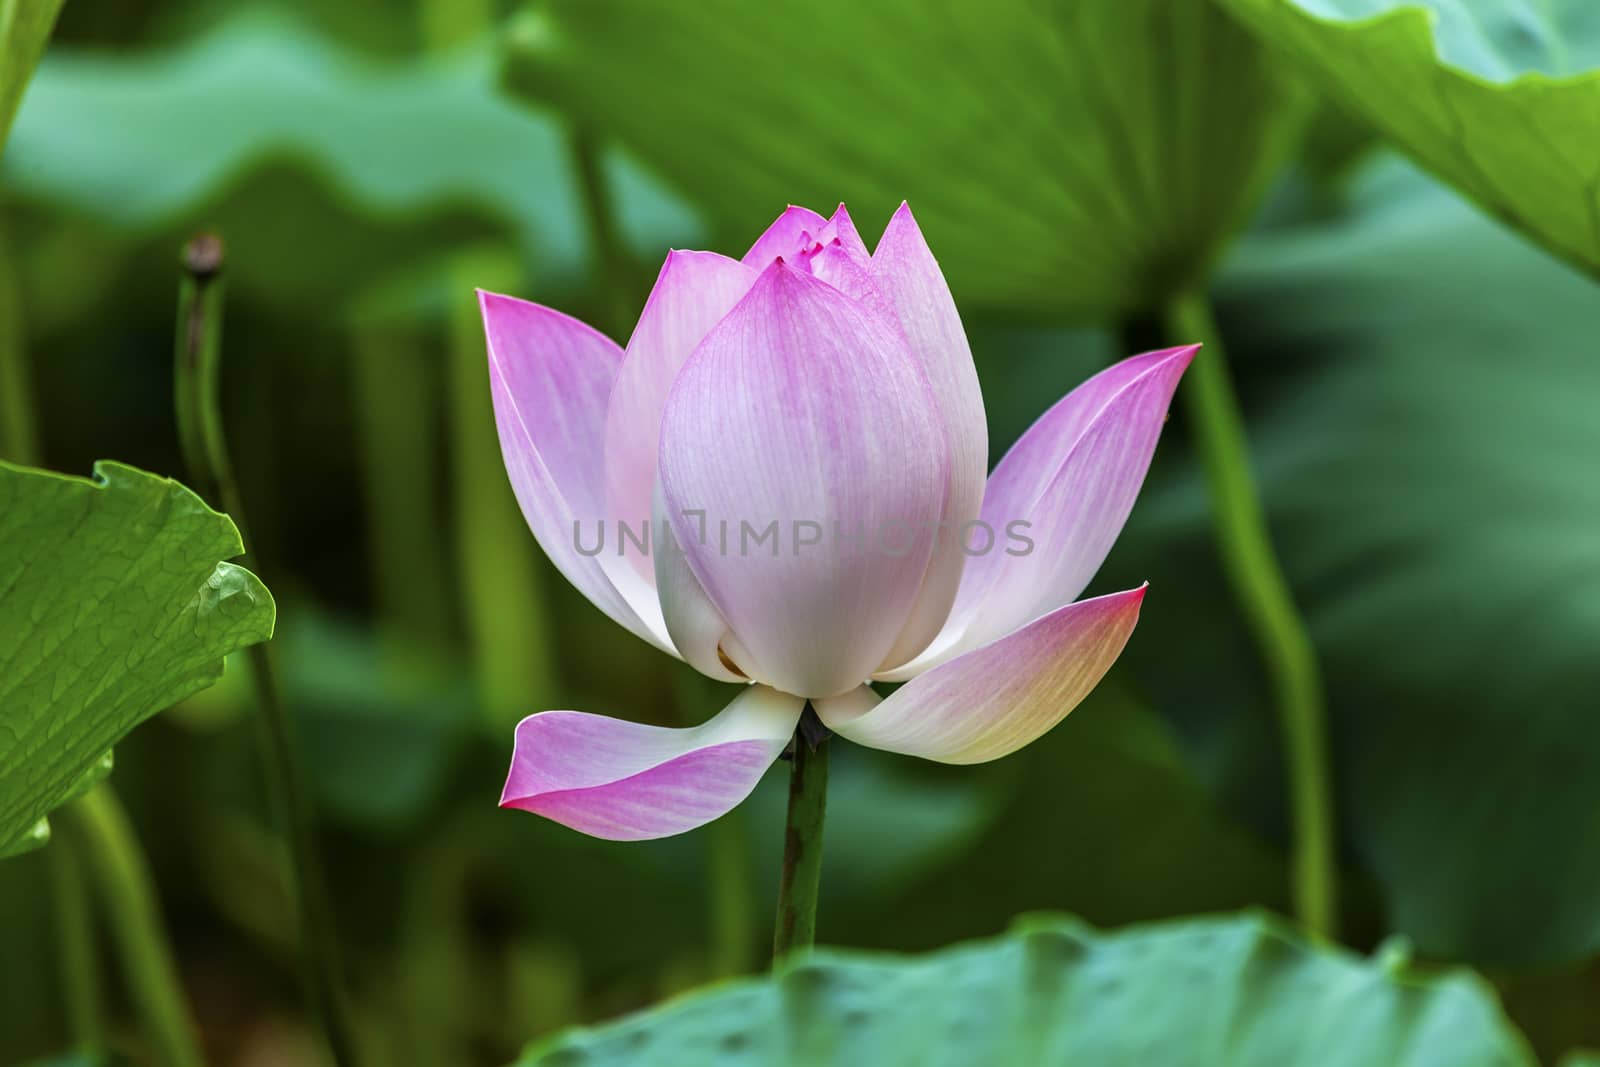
481 203 1194 841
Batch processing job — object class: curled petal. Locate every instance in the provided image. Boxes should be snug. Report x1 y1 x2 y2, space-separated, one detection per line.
822 587 1146 764
501 685 803 840
972 346 1199 564
481 290 668 651
658 261 949 698
956 346 1192 652
742 204 827 268
885 345 1194 681
604 250 758 580
869 203 989 670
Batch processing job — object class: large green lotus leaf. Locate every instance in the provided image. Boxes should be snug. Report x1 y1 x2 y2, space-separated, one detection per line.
503 0 1304 316
1 11 700 295
1104 157 1600 965
514 913 1534 1066
0 0 62 147
0 750 112 859
0 461 274 855
1218 0 1600 277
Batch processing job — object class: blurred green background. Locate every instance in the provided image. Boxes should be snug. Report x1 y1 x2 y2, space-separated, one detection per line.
3 0 1599 1064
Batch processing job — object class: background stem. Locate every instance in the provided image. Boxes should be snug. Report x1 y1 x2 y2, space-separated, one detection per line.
173 234 362 1065
706 813 754 976
349 323 454 649
51 829 104 1055
412 0 558 741
772 708 829 962
567 124 636 338
1165 288 1337 939
67 787 202 1067
0 218 39 465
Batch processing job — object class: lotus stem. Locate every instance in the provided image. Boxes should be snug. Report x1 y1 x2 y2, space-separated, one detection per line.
349 324 454 649
0 218 39 465
568 123 636 337
68 788 202 1067
173 233 362 1065
772 705 830 962
1165 288 1337 939
51 827 105 1055
707 812 755 975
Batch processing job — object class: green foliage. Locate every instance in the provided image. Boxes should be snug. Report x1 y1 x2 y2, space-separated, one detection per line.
1220 0 1600 277
1 11 699 301
515 913 1534 1066
0 752 113 859
0 461 274 856
0 0 62 146
1109 158 1600 965
503 0 1305 316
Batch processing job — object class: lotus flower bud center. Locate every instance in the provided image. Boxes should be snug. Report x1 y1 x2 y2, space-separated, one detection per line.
787 231 842 274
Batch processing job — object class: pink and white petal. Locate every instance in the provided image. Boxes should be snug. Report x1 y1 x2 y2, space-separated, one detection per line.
815 203 870 264
876 346 1195 682
822 586 1146 764
502 685 801 840
868 203 990 671
951 346 1193 653
742 204 828 268
968 346 1200 575
604 251 758 581
658 261 950 699
653 481 744 683
596 551 676 653
481 290 667 651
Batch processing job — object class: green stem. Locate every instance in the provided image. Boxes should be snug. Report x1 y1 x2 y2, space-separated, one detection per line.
173 234 362 1065
567 123 635 337
349 324 454 648
772 707 829 962
412 1 555 737
51 829 105 1055
172 234 235 513
707 812 754 976
0 0 66 146
0 217 39 465
1165 288 1337 939
67 788 202 1067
